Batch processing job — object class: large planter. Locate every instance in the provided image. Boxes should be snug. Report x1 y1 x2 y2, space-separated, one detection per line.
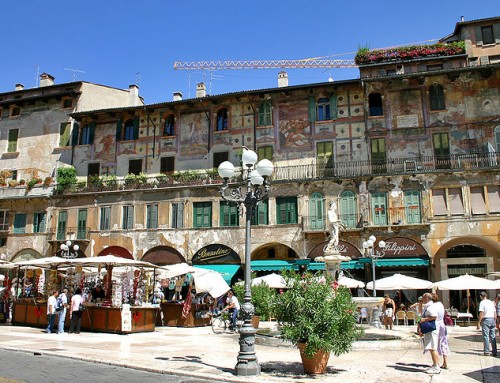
297 343 330 374
251 315 260 329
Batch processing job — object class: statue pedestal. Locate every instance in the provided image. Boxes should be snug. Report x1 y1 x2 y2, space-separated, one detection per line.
315 250 351 280
352 297 385 328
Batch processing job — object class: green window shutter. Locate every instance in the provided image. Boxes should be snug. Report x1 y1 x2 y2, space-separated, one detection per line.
252 199 268 225
147 205 158 229
309 193 324 230
13 213 26 234
329 95 338 119
100 207 110 230
71 124 80 146
276 197 298 224
172 203 184 228
371 193 387 226
8 129 19 152
116 120 122 141
89 123 96 144
35 212 47 233
404 190 421 224
59 123 71 147
258 146 273 161
308 96 316 122
475 26 483 46
220 202 239 227
340 191 357 229
57 211 67 240
194 202 211 228
126 206 134 229
77 209 87 239
493 23 500 44
134 116 140 140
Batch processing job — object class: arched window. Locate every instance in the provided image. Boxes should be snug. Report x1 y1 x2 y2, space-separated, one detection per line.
309 192 324 230
368 93 383 116
163 115 175 136
340 190 358 229
429 84 446 111
216 108 228 131
258 102 272 126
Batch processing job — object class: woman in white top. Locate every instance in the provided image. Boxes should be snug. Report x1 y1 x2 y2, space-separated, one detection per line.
420 293 440 374
432 293 450 369
69 288 84 334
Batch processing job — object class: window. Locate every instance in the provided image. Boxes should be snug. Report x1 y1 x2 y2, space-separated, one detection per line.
404 190 421 224
429 84 446 111
368 93 383 116
9 105 20 117
340 190 358 229
308 192 324 230
100 207 111 231
128 159 143 175
13 213 26 234
308 96 338 122
57 210 68 240
371 192 387 226
146 204 158 229
432 189 447 216
213 152 228 169
193 202 212 228
77 209 87 239
79 123 95 145
251 199 268 225
317 98 331 121
116 118 139 141
0 211 8 231
171 202 184 229
160 157 175 174
495 126 500 152
7 129 19 153
487 185 500 213
470 187 487 215
276 196 298 224
163 115 175 136
59 122 71 147
216 109 228 131
317 141 334 176
220 202 239 227
122 205 134 230
33 212 47 233
258 102 272 126
88 163 100 178
481 25 495 45
371 138 387 173
62 98 73 109
433 133 450 169
258 146 273 161
449 188 464 215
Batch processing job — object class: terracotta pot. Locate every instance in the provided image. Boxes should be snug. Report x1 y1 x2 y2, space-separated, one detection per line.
297 343 330 374
251 315 260 329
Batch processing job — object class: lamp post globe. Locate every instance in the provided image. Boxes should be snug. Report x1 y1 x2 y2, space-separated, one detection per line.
218 161 235 179
255 159 274 177
242 148 258 167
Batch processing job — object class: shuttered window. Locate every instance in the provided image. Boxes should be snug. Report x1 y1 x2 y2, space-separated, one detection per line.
59 123 71 147
404 190 421 224
470 187 487 215
317 98 330 121
0 211 8 231
77 209 87 239
13 213 26 234
369 93 383 116
258 146 273 161
432 189 447 216
79 123 95 145
251 199 268 225
8 129 19 152
308 192 324 230
340 190 357 229
122 206 134 230
100 207 111 230
276 197 298 224
487 185 500 213
429 84 446 111
216 109 228 131
163 115 175 136
449 188 464 215
146 204 158 229
57 210 68 240
371 192 387 225
171 202 184 229
220 202 239 227
193 202 212 228
33 212 46 233
258 102 272 126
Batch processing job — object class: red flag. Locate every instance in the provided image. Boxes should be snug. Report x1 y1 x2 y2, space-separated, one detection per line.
181 291 193 319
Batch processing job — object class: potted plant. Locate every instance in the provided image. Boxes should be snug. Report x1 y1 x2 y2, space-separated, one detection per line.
273 271 360 374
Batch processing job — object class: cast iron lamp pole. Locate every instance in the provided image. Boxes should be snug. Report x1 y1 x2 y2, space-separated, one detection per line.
218 148 274 376
362 235 386 297
59 240 79 259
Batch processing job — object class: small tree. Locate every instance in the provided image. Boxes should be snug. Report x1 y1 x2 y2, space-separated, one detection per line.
57 166 77 192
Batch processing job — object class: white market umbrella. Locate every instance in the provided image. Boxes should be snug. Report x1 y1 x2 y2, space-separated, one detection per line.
158 263 197 279
366 273 433 290
68 255 157 268
433 274 498 291
251 273 288 289
191 268 230 298
338 275 365 289
13 256 71 268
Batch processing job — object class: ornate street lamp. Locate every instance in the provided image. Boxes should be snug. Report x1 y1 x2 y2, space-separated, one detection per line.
59 240 79 259
362 235 386 297
218 148 274 376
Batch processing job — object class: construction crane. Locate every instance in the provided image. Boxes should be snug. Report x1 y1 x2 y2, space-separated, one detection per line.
173 58 357 70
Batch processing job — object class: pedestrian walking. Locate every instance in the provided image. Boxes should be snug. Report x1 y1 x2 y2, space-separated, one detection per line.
420 293 441 374
431 293 450 369
69 288 84 334
477 291 497 356
57 288 68 334
46 290 59 334
494 294 500 334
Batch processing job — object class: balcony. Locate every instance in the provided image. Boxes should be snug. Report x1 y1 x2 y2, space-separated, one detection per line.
48 227 91 242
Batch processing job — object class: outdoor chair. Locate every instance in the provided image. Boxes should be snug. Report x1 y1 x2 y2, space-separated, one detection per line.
395 310 406 325
405 310 416 325
358 307 368 324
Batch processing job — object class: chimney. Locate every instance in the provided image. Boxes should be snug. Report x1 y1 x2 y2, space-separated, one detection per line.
461 16 465 22
278 71 288 88
39 73 55 87
173 91 183 101
128 84 140 106
15 84 24 91
196 82 206 98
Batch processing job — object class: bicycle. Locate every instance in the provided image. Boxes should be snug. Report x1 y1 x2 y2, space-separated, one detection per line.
211 311 243 334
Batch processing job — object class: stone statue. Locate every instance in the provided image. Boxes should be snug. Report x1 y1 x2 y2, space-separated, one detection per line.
326 200 341 251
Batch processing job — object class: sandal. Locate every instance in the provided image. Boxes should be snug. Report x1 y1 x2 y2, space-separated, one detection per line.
440 365 448 370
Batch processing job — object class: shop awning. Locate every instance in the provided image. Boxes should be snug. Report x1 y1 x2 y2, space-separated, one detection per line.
195 264 241 284
308 257 429 270
250 260 295 271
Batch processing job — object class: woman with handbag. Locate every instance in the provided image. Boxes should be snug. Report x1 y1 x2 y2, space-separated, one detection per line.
432 293 450 369
420 293 440 374
69 288 84 334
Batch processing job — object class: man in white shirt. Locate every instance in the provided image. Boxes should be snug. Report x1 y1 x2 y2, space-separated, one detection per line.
477 291 497 356
46 290 59 334
221 290 240 331
57 288 68 334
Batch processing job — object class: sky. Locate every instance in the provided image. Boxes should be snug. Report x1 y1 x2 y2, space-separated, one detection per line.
1 1 498 104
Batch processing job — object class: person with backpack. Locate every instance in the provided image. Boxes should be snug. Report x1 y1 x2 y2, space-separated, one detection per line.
57 288 68 334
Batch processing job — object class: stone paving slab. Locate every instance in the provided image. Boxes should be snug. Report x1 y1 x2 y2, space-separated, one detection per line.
0 323 497 383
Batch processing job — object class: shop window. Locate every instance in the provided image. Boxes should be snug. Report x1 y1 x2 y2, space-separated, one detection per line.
213 152 228 169
122 205 134 230
404 190 421 224
13 213 26 234
220 201 239 227
308 192 324 230
0 211 8 231
216 109 228 131
160 157 175 174
59 122 71 147
258 102 272 126
470 187 487 215
100 207 111 231
371 192 387 226
33 212 47 233
276 196 298 224
77 209 87 239
7 129 19 153
368 93 383 116
146 204 158 229
171 202 184 229
57 210 68 240
251 199 268 225
193 202 212 228
258 146 273 161
163 115 175 136
79 123 95 145
340 190 358 229
429 84 446 111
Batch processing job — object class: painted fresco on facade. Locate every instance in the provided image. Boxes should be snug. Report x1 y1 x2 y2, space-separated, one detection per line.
180 113 208 157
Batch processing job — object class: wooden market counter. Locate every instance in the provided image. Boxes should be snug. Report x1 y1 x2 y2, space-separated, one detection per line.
157 303 211 327
12 300 157 334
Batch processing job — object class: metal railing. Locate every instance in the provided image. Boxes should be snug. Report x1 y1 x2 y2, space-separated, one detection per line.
48 227 91 241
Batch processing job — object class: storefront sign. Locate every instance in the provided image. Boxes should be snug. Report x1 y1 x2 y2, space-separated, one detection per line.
192 244 241 264
308 241 362 260
381 237 427 258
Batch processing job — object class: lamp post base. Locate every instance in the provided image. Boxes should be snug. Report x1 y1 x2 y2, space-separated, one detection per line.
235 324 261 376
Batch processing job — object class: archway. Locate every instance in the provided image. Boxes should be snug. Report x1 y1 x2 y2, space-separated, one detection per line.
97 246 133 259
142 246 185 266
